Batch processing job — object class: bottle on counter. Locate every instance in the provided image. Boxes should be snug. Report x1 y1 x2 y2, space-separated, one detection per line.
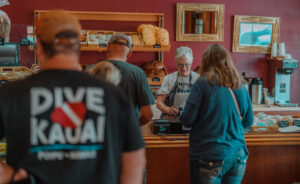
250 78 263 104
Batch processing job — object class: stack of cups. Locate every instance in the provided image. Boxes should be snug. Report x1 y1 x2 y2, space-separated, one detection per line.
271 43 277 57
278 43 286 57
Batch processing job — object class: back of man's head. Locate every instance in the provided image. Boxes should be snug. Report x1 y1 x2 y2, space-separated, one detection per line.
107 33 132 61
36 10 81 58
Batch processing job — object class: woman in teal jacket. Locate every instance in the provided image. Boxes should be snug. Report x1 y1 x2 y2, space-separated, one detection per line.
180 44 253 184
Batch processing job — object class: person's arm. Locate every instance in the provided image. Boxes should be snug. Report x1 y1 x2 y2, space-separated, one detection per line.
180 81 202 127
120 148 146 184
140 105 153 125
156 95 179 116
136 70 155 125
241 88 254 128
0 161 28 184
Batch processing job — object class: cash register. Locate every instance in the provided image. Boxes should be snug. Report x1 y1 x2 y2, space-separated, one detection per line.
151 119 191 134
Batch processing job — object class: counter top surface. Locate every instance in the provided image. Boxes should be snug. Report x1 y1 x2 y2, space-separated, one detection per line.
141 125 300 148
252 104 300 112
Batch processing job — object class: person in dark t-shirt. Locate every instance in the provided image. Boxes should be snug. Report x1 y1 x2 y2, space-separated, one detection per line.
106 33 155 126
0 10 145 184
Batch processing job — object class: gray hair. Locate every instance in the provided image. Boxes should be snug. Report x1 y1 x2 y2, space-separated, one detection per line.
89 61 121 86
175 46 193 62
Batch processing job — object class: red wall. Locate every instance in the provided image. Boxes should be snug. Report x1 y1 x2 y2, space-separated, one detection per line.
1 0 300 103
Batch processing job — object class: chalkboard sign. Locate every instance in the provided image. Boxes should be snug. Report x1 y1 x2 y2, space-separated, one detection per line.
152 77 160 82
99 43 107 47
293 120 300 127
20 38 31 46
153 44 161 48
278 121 290 128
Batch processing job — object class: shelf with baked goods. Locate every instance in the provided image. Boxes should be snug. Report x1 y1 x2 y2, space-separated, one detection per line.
140 60 168 87
34 10 170 61
34 10 170 90
80 30 170 52
80 45 170 52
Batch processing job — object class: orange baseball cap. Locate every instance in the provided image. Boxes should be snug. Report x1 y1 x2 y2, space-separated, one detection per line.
36 10 81 44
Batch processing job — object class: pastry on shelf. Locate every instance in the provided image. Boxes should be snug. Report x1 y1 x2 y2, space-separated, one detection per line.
137 24 158 33
156 28 169 46
141 60 167 79
131 34 143 45
142 27 156 45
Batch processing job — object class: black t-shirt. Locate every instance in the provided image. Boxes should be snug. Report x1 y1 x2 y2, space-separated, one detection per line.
108 60 155 115
0 70 145 184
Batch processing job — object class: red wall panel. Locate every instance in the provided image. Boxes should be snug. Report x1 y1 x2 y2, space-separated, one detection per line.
1 0 299 103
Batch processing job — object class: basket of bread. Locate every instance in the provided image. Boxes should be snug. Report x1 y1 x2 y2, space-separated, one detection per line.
250 112 300 133
141 60 167 86
80 30 88 47
0 66 34 81
87 30 114 47
137 24 170 48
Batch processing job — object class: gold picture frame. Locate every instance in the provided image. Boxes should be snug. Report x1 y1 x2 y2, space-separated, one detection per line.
232 15 280 53
176 3 224 42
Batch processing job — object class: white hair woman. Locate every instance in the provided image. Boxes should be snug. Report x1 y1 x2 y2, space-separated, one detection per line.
156 46 199 120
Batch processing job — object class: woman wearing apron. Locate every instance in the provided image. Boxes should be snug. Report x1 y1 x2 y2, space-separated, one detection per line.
156 46 199 121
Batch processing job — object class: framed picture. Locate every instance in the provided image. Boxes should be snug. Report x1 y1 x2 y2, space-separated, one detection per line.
232 15 280 53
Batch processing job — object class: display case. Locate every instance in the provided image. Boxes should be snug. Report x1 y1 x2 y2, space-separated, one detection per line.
142 105 300 184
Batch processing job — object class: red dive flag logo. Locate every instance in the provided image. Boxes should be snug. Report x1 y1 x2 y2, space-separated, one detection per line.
51 102 87 129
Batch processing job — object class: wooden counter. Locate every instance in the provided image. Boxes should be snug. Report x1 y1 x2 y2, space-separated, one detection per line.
144 105 300 184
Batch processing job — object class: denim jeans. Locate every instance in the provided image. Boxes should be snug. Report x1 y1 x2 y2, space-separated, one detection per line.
190 148 248 184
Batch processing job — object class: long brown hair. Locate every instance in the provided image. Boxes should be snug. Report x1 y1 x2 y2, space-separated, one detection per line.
199 44 243 89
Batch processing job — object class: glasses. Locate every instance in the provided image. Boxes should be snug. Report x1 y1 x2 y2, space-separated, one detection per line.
177 63 192 67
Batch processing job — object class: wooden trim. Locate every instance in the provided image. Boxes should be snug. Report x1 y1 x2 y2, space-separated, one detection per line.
35 10 163 22
176 3 224 41
80 46 170 52
232 15 280 53
144 133 300 148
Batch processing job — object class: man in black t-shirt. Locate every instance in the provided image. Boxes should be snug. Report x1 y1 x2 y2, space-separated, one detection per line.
105 33 155 126
0 10 145 184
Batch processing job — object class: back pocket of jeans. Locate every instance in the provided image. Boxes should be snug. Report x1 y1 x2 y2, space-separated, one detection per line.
236 150 248 176
198 160 224 177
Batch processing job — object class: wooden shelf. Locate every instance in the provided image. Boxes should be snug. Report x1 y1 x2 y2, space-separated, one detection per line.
35 10 163 23
34 10 168 63
80 46 170 52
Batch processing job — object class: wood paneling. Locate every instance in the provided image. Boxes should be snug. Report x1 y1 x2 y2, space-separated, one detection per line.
146 147 190 184
146 145 300 184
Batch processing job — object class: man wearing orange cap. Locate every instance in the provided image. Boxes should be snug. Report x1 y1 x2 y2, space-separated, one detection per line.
0 10 145 184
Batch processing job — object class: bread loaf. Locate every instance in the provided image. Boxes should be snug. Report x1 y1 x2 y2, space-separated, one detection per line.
142 27 156 45
0 10 11 42
137 24 158 33
156 28 169 46
131 34 143 45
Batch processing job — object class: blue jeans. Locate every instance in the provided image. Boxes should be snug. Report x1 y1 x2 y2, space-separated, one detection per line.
190 148 248 184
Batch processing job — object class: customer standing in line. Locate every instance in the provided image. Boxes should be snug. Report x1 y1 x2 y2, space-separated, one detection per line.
105 33 155 125
0 10 145 184
180 44 253 184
